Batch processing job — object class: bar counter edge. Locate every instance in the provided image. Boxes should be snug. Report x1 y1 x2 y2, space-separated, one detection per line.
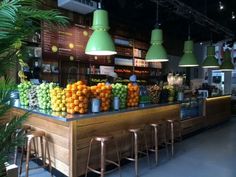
6 95 231 177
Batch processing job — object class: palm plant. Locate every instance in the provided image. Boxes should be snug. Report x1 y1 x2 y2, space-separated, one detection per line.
0 0 68 176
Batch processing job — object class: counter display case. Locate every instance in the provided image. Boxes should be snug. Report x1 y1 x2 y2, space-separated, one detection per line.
180 98 204 120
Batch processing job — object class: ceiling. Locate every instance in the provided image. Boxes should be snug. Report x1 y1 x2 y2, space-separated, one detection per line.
102 0 236 42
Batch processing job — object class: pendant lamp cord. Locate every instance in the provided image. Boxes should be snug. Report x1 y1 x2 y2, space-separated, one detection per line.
188 24 191 40
98 0 103 9
155 0 159 28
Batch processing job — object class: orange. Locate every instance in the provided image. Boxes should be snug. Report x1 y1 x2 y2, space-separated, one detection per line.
82 89 87 95
79 103 83 108
74 100 79 105
70 103 75 108
72 94 77 100
76 90 81 96
79 108 85 114
83 98 88 104
74 106 79 112
77 85 83 91
78 96 84 101
77 81 83 85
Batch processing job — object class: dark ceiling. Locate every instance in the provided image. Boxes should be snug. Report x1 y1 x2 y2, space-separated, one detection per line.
102 0 236 42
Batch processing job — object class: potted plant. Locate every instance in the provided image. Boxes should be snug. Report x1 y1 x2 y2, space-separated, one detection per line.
0 0 68 176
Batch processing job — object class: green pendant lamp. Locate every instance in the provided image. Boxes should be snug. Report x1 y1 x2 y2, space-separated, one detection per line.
146 29 168 62
145 0 168 62
220 49 234 71
85 4 116 56
179 40 199 67
202 46 219 68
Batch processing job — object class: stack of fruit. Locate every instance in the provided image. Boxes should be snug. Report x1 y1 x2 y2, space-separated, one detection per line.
37 82 56 109
65 81 90 114
127 83 140 107
111 83 128 109
90 83 112 111
18 81 32 106
50 87 66 112
147 84 161 104
163 85 175 102
28 85 38 108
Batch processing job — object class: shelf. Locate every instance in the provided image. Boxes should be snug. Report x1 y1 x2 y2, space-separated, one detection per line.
41 72 59 75
115 43 133 49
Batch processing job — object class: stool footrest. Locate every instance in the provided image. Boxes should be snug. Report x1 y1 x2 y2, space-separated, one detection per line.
106 159 120 167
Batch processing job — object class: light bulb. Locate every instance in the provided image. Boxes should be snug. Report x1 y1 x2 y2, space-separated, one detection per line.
232 12 235 20
219 1 224 10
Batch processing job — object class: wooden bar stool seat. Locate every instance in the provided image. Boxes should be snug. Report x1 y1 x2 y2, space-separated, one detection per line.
85 134 121 177
19 130 52 177
166 119 182 157
125 127 150 177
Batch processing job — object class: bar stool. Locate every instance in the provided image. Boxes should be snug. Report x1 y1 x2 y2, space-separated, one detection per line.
85 135 121 177
166 119 182 157
125 127 150 177
19 130 52 177
14 125 31 164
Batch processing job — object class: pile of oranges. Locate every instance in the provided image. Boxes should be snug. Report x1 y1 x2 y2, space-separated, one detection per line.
90 83 112 111
65 81 90 114
127 83 140 107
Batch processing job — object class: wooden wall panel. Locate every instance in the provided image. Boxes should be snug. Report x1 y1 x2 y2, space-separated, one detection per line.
205 96 231 127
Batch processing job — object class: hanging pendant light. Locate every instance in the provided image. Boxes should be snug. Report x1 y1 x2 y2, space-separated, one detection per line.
85 2 116 56
202 46 219 68
179 25 198 67
145 0 168 62
220 49 234 71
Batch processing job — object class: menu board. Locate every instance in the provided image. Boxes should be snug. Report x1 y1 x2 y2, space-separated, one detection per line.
42 23 91 61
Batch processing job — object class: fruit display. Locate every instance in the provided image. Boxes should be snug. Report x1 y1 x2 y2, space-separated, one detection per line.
65 81 90 114
127 83 140 107
18 81 32 106
28 85 38 108
50 87 66 112
147 85 161 104
90 83 112 111
163 85 175 102
111 83 128 109
37 82 56 109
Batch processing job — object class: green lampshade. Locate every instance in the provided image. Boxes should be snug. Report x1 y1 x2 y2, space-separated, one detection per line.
202 46 219 68
85 9 116 56
179 40 199 67
220 50 234 71
145 29 168 62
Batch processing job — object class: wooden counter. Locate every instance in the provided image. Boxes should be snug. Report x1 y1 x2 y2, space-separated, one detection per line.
8 95 231 177
10 103 180 177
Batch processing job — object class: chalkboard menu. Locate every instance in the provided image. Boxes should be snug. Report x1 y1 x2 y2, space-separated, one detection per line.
42 23 92 61
42 23 114 66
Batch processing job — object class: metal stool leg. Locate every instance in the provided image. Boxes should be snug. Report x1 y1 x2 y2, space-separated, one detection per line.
115 140 122 177
143 132 150 167
39 136 45 166
44 138 52 177
153 126 159 165
134 132 138 177
19 145 24 175
85 139 94 177
25 138 32 177
100 140 106 177
170 122 174 157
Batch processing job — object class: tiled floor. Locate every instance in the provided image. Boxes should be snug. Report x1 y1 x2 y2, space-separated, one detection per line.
20 117 236 177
